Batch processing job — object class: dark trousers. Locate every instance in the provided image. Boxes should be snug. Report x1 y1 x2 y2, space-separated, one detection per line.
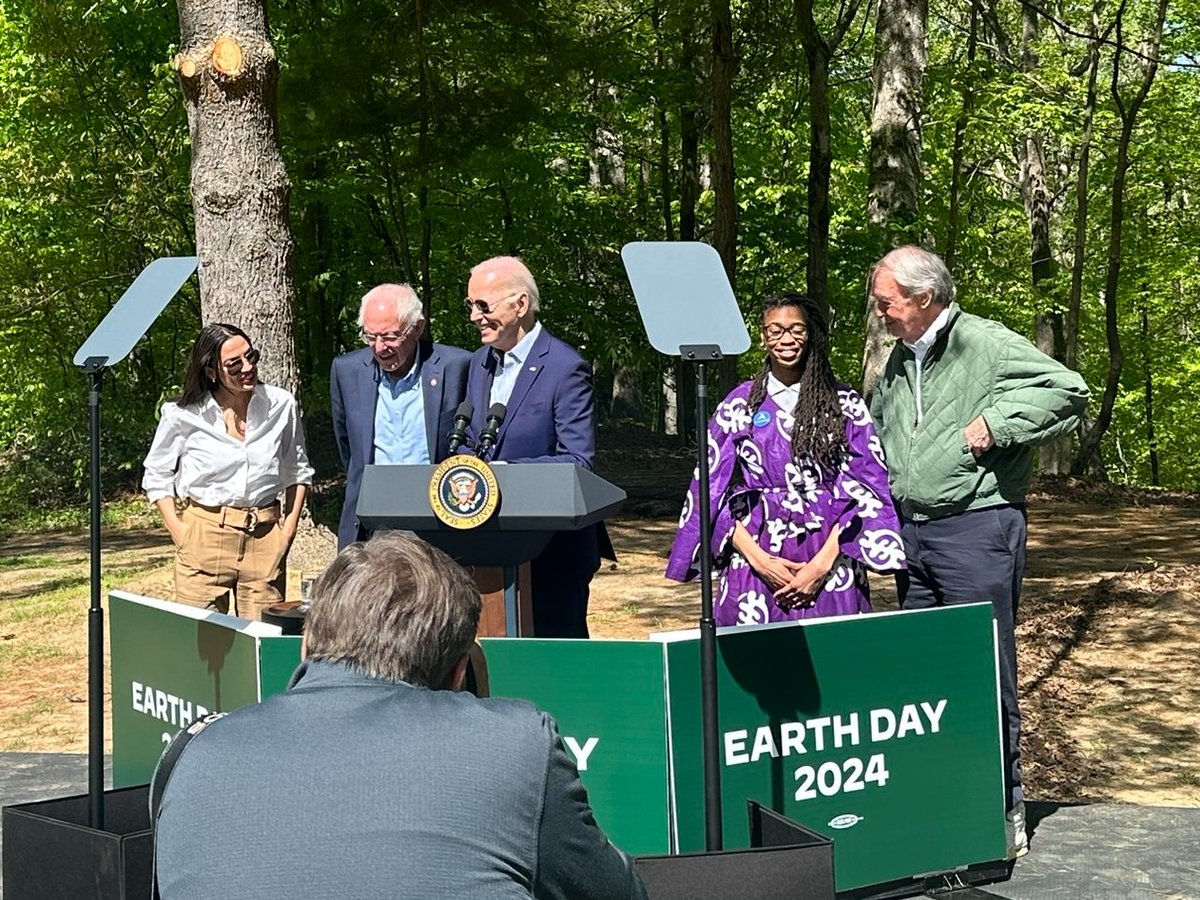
896 505 1026 811
530 528 601 639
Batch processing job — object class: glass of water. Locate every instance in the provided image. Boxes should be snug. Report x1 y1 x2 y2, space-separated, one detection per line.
298 576 315 612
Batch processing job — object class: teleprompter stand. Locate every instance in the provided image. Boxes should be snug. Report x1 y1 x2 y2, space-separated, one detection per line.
2 257 197 900
622 241 750 852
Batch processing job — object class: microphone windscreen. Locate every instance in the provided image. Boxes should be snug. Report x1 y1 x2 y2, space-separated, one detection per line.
487 402 507 422
456 400 473 419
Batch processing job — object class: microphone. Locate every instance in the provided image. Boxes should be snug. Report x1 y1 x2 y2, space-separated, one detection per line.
475 403 506 460
447 400 474 455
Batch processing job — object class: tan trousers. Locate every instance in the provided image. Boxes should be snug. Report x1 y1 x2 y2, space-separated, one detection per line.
174 502 288 622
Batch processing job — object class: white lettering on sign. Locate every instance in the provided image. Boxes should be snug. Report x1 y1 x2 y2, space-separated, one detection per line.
723 699 949 768
725 729 749 765
794 754 890 802
723 714 861 766
564 736 599 771
131 680 209 729
750 725 778 762
870 700 947 741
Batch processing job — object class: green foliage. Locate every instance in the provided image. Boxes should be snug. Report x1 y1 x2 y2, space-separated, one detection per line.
0 0 198 516
2 0 1199 508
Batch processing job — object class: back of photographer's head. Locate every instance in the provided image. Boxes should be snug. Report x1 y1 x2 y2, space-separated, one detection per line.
303 532 482 689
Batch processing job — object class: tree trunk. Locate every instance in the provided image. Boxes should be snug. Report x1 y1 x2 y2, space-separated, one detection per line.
1066 6 1107 373
588 83 627 191
651 0 676 244
675 11 702 445
175 0 296 395
863 0 927 396
611 366 645 421
945 0 978 270
867 0 925 232
798 23 833 317
1140 306 1159 486
796 0 866 320
298 158 333 384
1019 4 1070 474
710 0 739 394
1072 0 1167 475
416 0 433 319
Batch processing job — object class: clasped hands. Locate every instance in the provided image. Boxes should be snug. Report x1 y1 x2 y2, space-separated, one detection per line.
755 552 828 611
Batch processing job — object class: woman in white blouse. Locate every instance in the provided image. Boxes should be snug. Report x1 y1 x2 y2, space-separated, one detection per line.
143 324 314 621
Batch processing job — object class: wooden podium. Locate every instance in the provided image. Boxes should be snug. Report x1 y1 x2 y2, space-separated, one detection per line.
356 462 625 636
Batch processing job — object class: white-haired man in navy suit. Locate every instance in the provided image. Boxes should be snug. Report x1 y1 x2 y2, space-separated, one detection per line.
330 283 471 549
464 256 613 638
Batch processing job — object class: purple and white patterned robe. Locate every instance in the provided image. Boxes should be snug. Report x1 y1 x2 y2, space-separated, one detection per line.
665 380 905 625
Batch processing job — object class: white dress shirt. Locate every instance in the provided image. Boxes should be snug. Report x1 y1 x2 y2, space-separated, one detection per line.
902 306 952 424
489 320 543 408
142 383 315 508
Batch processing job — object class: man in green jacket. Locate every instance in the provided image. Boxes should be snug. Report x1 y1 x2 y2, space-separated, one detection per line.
867 246 1088 860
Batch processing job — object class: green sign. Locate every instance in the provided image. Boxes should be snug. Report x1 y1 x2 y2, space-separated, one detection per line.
110 590 1005 894
662 604 1005 889
109 591 301 787
484 605 1005 893
482 638 672 854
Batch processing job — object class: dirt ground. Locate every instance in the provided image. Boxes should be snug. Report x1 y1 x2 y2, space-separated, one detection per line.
2 489 1198 808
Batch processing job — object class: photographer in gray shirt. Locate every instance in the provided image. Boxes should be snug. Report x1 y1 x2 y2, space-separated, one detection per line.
153 531 647 900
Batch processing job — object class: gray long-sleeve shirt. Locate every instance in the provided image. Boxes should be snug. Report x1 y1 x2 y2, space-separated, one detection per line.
154 660 647 900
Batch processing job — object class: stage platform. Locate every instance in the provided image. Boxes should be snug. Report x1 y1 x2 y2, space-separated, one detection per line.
1 752 1196 899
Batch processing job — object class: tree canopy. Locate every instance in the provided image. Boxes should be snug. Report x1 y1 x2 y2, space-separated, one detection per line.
1 0 1198 517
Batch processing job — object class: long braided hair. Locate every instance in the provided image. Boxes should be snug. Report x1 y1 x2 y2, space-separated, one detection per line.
745 292 847 481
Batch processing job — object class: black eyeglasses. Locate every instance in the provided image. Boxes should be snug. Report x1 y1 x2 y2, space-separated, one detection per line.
763 324 808 343
222 348 261 375
463 292 521 315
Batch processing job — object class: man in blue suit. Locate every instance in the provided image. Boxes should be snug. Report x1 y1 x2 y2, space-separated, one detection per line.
331 283 471 549
154 532 647 900
465 256 610 638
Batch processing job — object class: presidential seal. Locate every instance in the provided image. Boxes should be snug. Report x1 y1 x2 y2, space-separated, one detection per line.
428 454 500 529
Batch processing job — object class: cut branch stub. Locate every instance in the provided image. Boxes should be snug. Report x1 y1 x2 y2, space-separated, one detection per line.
211 35 245 77
174 53 198 79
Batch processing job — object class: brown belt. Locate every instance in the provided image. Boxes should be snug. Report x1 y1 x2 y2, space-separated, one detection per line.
185 500 281 531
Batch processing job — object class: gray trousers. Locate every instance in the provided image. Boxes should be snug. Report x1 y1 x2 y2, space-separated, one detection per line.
897 504 1026 811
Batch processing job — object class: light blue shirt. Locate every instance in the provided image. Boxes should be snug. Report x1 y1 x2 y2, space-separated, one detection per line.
490 320 542 408
373 356 430 465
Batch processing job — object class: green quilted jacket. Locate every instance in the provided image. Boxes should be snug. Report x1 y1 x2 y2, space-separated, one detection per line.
869 304 1089 521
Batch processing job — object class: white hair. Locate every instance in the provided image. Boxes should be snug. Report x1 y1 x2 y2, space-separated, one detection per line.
470 256 540 313
871 246 956 307
357 283 424 329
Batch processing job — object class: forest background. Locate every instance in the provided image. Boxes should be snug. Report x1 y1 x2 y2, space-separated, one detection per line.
1 0 1198 520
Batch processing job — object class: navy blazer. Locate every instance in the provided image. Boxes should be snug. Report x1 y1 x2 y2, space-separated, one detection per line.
331 341 471 549
466 327 615 592
466 326 595 469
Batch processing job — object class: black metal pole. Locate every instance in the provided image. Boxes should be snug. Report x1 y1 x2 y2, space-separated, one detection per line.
87 367 105 830
691 352 723 851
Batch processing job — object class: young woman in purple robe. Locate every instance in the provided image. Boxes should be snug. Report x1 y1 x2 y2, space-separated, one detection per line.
666 292 904 625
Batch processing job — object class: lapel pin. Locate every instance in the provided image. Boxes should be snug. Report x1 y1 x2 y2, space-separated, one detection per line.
529 366 538 372
430 378 438 386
